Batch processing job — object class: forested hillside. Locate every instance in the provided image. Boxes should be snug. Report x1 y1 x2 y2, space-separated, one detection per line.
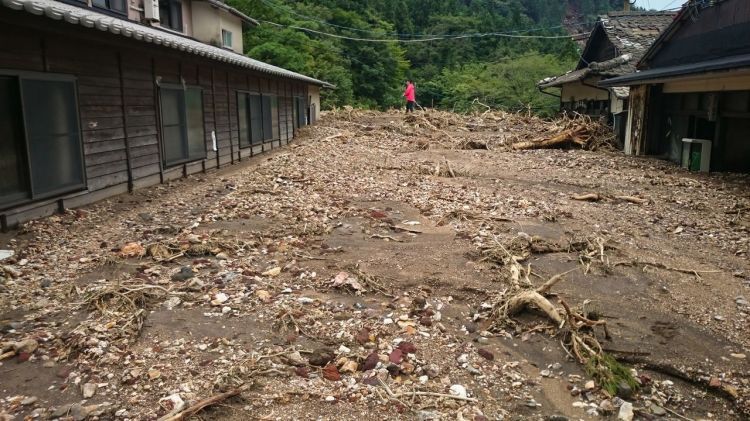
227 0 627 114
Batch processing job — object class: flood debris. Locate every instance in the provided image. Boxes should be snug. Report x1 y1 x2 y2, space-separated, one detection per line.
0 110 748 420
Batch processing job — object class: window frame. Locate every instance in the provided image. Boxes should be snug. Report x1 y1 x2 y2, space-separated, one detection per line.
159 0 184 32
157 83 207 168
222 29 233 48
237 90 271 148
91 0 127 15
0 70 87 210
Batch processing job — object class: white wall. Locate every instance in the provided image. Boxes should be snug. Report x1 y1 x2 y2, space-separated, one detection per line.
191 1 243 53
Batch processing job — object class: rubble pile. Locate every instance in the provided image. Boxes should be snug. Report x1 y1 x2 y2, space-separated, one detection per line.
1 110 748 420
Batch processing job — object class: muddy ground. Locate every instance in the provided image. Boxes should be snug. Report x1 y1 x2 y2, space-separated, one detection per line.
1 110 749 421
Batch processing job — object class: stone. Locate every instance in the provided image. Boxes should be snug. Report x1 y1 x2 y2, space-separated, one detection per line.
456 354 469 364
322 364 341 381
709 377 721 387
401 362 415 375
584 380 595 390
418 411 441 421
340 359 358 374
449 384 467 399
262 267 282 277
599 399 614 414
397 341 417 354
82 383 97 398
730 353 746 359
70 403 91 421
617 402 634 421
52 404 74 418
362 351 379 371
255 289 272 303
355 328 371 344
650 403 667 416
477 348 494 361
464 322 478 333
616 381 634 399
40 278 52 288
215 252 229 260
389 349 403 364
211 292 229 306
540 369 552 378
21 396 38 406
308 348 335 367
171 266 194 281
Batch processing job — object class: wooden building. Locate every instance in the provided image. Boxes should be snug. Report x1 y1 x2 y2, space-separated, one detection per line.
0 0 330 229
538 11 676 145
602 0 750 172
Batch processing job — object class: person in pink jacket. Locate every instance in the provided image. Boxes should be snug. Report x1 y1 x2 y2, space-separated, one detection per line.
403 80 416 113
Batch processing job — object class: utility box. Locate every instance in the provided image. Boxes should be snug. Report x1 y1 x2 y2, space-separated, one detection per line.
681 138 712 172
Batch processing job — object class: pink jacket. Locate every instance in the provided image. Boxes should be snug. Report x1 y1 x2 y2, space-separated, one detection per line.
403 83 415 102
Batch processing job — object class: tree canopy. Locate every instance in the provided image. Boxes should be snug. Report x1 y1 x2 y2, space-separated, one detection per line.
228 0 626 115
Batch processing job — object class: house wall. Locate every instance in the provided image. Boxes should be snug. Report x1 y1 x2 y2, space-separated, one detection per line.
191 1 243 53
308 84 320 123
0 11 312 229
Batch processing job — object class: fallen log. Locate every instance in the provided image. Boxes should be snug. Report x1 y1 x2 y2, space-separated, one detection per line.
512 127 586 150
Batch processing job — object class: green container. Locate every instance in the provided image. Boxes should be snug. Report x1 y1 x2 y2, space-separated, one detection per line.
689 143 702 172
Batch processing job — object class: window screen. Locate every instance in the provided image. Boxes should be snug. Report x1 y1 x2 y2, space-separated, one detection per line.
249 94 263 145
222 30 232 48
262 95 273 141
237 92 250 147
0 77 29 205
21 79 85 196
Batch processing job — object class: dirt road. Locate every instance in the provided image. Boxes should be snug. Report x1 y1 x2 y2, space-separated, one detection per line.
1 110 748 420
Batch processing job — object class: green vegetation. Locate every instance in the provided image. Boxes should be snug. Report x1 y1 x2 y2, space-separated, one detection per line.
228 0 626 115
585 353 640 395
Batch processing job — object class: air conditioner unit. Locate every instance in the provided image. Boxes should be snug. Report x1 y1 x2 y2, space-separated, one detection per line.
144 0 160 22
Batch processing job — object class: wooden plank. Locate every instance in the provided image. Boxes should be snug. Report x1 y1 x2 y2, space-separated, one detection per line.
78 95 122 107
81 116 124 131
82 128 126 143
87 172 130 192
128 134 158 148
87 160 128 178
85 149 128 166
130 143 159 158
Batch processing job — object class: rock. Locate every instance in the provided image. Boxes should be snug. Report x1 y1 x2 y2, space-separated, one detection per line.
401 362 415 375
211 292 229 305
262 267 282 277
584 380 595 390
295 366 309 378
540 369 552 377
148 369 161 380
546 416 569 421
82 383 97 398
340 359 358 374
389 349 403 364
159 394 185 415
16 351 31 362
215 252 229 260
730 353 746 359
171 266 194 281
386 364 400 377
70 403 91 421
13 339 38 354
424 364 440 378
464 322 478 333
449 384 467 399
138 212 153 222
477 348 494 361
162 295 182 310
617 402 634 421
255 289 272 303
456 354 469 364
120 242 145 257
355 328 371 344
52 404 74 418
308 348 334 367
397 341 417 354
322 364 341 381
40 278 52 288
616 381 633 399
418 411 441 421
650 403 667 416
362 351 379 371
709 377 721 387
599 399 614 414
0 250 14 261
21 396 38 406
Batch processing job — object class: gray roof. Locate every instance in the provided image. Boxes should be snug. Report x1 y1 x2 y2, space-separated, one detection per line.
0 0 331 87
539 11 675 90
203 0 259 27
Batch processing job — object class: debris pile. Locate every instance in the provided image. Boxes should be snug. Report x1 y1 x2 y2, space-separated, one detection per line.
1 109 748 420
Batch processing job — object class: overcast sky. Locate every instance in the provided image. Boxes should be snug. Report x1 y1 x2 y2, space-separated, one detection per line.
633 0 683 10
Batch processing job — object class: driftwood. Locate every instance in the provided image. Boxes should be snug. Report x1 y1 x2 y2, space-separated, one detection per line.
571 193 602 202
506 290 562 324
158 386 248 421
512 127 587 150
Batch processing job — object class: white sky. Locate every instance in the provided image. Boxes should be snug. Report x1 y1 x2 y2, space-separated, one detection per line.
633 0 683 10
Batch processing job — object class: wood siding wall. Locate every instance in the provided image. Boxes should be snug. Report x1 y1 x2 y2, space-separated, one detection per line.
0 11 312 229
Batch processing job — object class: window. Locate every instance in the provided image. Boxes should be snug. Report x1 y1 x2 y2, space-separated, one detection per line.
293 97 299 130
295 97 307 128
92 0 126 14
238 93 277 146
159 0 183 31
0 75 85 209
222 30 233 48
159 86 205 166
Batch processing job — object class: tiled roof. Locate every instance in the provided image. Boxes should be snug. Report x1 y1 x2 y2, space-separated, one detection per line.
539 11 676 90
597 11 677 74
0 0 331 87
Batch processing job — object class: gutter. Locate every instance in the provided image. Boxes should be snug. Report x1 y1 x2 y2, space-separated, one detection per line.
538 86 560 99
